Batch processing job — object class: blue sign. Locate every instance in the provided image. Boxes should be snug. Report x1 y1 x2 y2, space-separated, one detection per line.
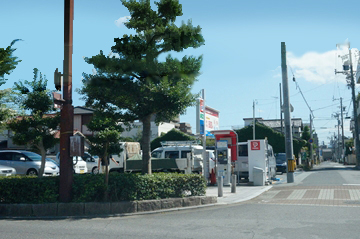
200 120 204 135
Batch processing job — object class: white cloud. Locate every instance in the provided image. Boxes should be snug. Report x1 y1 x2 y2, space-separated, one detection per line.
286 50 338 84
92 68 97 75
115 16 131 28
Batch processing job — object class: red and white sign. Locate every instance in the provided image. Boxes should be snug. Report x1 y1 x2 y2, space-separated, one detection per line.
250 141 261 150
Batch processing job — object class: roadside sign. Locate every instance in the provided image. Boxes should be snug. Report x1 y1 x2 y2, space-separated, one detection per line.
250 140 261 150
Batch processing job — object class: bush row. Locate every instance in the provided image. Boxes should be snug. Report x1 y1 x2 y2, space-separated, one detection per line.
0 173 207 204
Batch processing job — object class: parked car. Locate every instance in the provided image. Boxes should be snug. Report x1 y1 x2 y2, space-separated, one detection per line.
0 150 59 176
275 153 287 174
56 152 88 174
0 165 16 177
82 152 99 174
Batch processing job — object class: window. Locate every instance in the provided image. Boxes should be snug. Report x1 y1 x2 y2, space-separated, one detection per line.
13 153 24 161
151 150 163 158
22 151 41 161
238 145 248 156
164 151 179 159
0 152 12 161
181 151 191 158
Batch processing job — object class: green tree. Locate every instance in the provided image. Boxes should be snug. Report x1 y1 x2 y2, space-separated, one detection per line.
0 39 22 82
0 40 22 126
86 110 123 187
151 128 195 150
235 123 306 157
345 138 354 156
7 68 60 177
301 125 311 159
78 0 204 174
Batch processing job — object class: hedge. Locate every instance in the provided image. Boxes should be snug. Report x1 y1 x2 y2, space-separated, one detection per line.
0 173 207 204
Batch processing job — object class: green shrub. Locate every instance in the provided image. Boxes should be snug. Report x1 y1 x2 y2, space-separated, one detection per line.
0 173 207 204
0 175 59 204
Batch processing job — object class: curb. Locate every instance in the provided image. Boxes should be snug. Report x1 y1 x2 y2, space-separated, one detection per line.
0 196 217 219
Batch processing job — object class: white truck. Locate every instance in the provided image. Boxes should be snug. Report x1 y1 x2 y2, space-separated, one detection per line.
150 141 204 173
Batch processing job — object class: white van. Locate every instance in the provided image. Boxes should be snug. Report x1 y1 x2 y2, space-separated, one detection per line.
151 142 204 173
234 142 277 180
56 152 88 174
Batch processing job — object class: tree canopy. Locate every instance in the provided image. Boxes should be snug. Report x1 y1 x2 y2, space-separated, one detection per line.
235 123 306 157
151 128 195 150
8 68 60 177
0 40 22 127
0 39 22 83
86 110 124 185
78 0 205 174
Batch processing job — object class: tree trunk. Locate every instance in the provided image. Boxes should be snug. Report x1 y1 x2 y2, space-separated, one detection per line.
38 140 46 178
103 142 109 192
141 114 152 174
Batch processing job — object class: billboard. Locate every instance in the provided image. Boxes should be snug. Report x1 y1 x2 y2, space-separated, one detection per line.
196 99 219 136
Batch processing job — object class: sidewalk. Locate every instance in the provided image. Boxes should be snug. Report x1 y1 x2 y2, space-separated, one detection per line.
205 184 273 205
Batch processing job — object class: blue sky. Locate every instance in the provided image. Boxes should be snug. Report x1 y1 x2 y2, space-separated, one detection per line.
2 0 360 146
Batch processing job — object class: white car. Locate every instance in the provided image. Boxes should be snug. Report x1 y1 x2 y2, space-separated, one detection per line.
0 150 59 176
82 152 99 174
56 152 88 174
0 165 16 176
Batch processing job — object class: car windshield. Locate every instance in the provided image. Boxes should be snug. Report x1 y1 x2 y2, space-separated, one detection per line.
22 151 42 161
276 154 286 164
151 150 162 158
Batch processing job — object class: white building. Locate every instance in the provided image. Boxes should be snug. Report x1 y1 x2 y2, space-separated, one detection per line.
121 121 175 142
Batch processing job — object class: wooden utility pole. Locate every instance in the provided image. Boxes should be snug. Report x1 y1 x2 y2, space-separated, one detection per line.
340 97 345 162
59 0 74 202
348 47 360 167
281 42 294 183
280 83 283 133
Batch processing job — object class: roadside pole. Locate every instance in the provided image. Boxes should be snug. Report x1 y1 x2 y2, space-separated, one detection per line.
348 46 360 167
202 89 207 178
59 0 74 202
281 42 294 183
340 97 345 162
310 114 314 165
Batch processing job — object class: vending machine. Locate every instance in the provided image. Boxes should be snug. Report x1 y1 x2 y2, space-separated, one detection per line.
216 140 231 186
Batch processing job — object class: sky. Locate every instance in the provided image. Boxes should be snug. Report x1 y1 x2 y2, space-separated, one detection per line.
2 0 360 146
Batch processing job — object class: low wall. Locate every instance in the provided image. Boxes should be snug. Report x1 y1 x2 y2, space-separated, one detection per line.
0 196 217 218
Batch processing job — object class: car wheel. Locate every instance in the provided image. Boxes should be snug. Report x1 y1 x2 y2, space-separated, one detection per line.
27 169 38 176
92 167 99 174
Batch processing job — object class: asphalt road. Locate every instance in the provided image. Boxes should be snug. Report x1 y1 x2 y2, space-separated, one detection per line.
2 161 360 239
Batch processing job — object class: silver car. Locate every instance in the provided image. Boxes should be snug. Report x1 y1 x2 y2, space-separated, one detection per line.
0 150 59 176
0 165 16 176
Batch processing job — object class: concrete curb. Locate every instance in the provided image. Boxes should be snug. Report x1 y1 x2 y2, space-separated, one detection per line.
0 196 217 219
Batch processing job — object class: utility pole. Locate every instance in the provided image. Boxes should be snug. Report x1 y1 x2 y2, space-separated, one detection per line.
348 47 360 167
340 97 345 163
253 100 256 140
335 42 360 167
281 42 294 183
202 89 206 177
337 116 341 161
280 83 283 133
310 114 314 166
59 0 74 202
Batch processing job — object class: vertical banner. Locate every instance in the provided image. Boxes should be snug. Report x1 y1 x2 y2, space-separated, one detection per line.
196 99 219 136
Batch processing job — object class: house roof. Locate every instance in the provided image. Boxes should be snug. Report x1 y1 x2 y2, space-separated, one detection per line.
74 106 94 115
